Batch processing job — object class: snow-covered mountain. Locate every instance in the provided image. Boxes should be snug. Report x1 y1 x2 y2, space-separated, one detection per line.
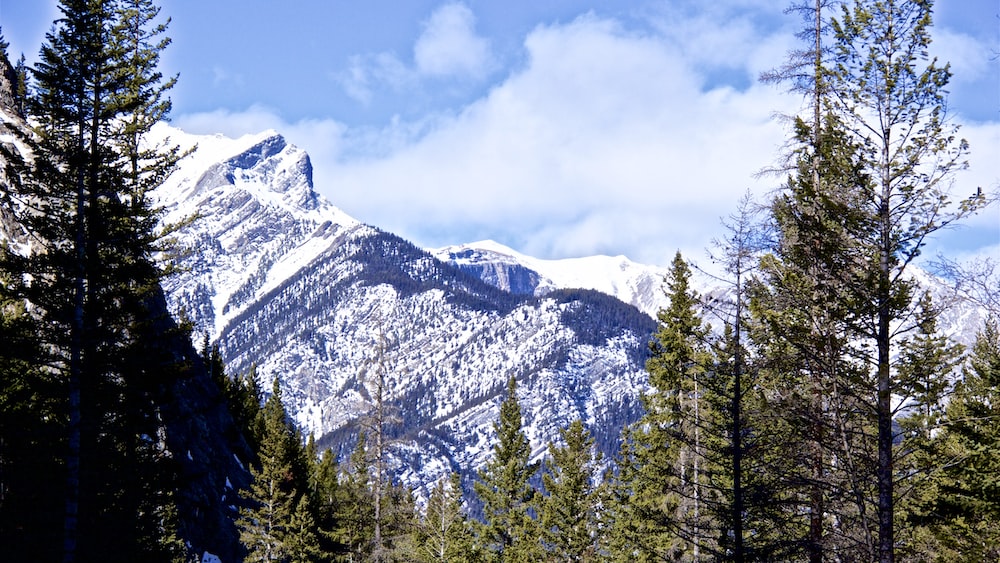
152 125 656 499
432 240 669 319
150 123 988 504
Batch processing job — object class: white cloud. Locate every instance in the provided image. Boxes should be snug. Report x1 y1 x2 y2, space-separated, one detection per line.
322 14 795 265
933 28 995 85
174 105 288 138
338 52 414 106
334 2 492 105
211 66 244 89
173 10 1000 269
414 2 493 79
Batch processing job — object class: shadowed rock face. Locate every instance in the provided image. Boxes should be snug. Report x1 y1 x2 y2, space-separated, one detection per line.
0 51 19 115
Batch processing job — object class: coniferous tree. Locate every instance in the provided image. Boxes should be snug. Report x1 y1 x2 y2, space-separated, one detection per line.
13 54 27 116
238 379 320 562
0 0 188 559
750 111 878 561
308 445 344 559
825 3 986 558
757 2 987 557
286 494 324 563
897 292 964 443
474 375 542 562
613 251 715 561
700 192 804 562
539 419 600 562
0 291 65 559
893 292 964 561
416 473 475 563
334 434 376 561
905 320 1000 561
382 481 419 563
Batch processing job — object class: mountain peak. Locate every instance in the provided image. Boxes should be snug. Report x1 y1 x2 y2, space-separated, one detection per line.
152 125 361 337
432 240 668 318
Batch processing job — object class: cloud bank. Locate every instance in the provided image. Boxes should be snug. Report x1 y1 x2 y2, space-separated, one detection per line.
176 7 999 268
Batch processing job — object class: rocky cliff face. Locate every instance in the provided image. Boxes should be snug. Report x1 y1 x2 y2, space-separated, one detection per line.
153 126 656 499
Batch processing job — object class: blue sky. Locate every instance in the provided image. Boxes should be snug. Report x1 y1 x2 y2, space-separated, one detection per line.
2 0 998 267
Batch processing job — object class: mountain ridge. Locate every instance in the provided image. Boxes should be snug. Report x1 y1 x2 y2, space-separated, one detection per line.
152 124 657 500
151 124 986 503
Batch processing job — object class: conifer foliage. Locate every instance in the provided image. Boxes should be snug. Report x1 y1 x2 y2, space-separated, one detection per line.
475 375 543 562
0 0 193 560
758 1 988 561
415 473 474 563
613 252 714 560
539 419 601 561
0 1 257 560
238 380 321 562
0 1 993 561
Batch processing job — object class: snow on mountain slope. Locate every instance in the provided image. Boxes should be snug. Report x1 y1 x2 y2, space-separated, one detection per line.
150 124 986 505
151 125 656 501
151 123 363 337
433 240 669 318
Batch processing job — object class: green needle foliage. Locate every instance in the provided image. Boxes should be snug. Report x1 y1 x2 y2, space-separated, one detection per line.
474 375 543 562
539 419 601 561
416 473 475 563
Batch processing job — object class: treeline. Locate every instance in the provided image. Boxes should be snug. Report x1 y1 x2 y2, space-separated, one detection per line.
223 362 610 563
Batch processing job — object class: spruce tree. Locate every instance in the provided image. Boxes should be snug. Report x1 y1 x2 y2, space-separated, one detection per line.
613 251 715 560
759 2 987 558
909 320 1000 561
897 292 964 442
474 375 542 562
416 473 475 563
750 111 878 561
308 445 343 558
701 193 803 562
334 434 376 561
0 0 186 559
238 379 320 562
539 419 600 562
826 3 986 558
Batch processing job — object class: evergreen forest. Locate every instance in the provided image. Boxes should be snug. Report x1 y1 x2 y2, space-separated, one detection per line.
0 0 997 562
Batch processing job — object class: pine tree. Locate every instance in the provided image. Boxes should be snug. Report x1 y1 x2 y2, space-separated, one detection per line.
825 3 987 558
13 54 27 116
700 193 806 562
539 419 600 561
286 494 324 563
750 111 879 561
308 445 343 559
474 375 542 562
334 434 376 561
897 292 964 442
893 292 964 561
757 2 987 557
238 379 320 562
382 481 419 563
905 320 1000 561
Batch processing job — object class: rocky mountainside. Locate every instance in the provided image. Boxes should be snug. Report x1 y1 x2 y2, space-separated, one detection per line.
152 124 987 503
153 125 657 499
